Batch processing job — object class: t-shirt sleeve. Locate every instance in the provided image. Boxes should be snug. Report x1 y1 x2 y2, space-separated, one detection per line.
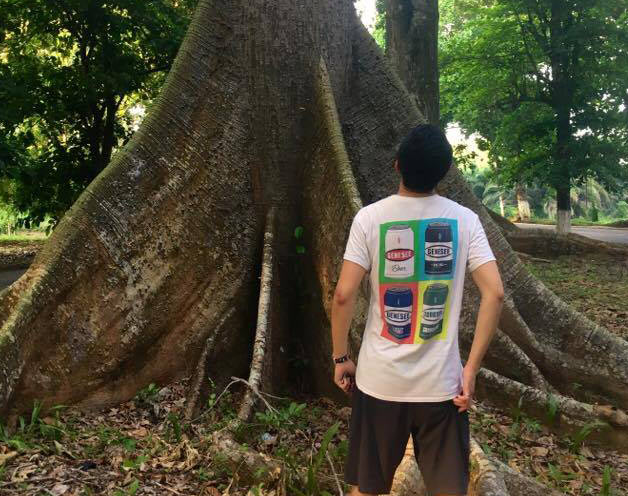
467 214 496 272
343 208 371 271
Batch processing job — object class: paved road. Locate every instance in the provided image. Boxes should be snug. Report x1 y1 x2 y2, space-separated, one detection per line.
516 223 628 245
0 268 27 290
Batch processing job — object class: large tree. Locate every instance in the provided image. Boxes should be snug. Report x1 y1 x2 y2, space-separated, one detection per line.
440 0 628 233
1 0 628 493
381 0 441 124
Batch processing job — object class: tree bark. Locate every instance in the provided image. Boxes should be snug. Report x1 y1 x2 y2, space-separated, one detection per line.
515 183 531 222
556 183 572 234
550 0 575 235
2 6 628 494
383 0 440 124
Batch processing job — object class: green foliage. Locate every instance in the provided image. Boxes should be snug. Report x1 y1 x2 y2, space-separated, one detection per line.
290 422 340 496
0 193 19 235
255 401 307 431
113 478 140 496
600 465 614 496
545 393 559 426
547 463 578 487
615 201 628 219
589 206 599 222
440 0 628 204
135 383 159 405
372 0 387 49
566 420 608 454
294 225 306 254
0 0 197 224
166 412 183 442
121 455 149 471
0 402 69 453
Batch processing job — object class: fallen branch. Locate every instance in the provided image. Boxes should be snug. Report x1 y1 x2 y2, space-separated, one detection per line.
326 450 344 496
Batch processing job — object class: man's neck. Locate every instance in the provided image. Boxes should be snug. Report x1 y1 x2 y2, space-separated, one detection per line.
397 184 436 198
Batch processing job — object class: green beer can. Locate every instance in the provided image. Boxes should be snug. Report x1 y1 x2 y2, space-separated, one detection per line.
420 283 449 339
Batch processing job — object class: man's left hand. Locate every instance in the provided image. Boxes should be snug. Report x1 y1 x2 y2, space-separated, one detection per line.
453 365 476 412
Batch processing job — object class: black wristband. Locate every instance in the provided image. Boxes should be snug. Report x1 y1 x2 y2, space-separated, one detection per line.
333 354 349 364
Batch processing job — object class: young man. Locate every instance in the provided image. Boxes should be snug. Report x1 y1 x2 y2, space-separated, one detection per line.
331 124 504 496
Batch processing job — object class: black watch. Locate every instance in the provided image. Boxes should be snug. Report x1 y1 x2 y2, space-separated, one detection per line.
333 354 349 364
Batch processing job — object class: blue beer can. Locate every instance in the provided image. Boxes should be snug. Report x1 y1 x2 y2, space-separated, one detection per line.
384 287 413 340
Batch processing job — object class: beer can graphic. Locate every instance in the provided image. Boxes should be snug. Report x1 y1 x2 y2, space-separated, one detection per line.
385 224 415 278
420 283 449 339
384 287 413 340
425 222 453 275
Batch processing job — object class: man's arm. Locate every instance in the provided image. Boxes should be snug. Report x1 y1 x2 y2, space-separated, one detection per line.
467 260 504 371
453 260 504 411
331 260 367 392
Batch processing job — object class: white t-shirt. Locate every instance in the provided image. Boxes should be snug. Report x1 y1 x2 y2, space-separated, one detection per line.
343 193 496 402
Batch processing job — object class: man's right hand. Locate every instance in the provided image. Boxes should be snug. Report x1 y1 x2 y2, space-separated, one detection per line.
334 359 356 393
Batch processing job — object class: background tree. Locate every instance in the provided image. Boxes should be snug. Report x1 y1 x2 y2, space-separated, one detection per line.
381 0 441 124
0 0 196 225
440 0 628 233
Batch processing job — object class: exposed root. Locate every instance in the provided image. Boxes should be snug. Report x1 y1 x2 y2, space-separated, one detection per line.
469 437 561 496
486 208 519 234
207 209 282 487
238 207 277 422
210 428 282 487
184 307 236 421
300 57 369 398
505 228 628 259
459 323 555 393
390 437 559 496
0 248 38 271
468 438 510 496
390 438 428 495
476 368 628 451
493 458 562 496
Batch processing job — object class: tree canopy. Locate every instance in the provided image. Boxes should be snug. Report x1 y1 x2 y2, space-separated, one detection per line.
0 0 196 225
440 0 628 229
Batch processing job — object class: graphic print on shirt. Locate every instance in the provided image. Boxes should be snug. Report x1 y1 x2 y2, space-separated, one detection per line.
379 219 458 344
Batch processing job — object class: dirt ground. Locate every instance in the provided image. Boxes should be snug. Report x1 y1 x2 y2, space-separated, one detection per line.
1 377 626 495
525 254 628 340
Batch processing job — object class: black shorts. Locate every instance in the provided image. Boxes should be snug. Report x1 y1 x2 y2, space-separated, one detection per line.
344 387 470 495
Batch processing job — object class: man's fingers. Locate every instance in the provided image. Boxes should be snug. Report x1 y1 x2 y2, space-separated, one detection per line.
335 374 354 394
454 394 470 412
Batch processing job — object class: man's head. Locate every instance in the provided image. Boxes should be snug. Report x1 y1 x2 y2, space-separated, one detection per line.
395 124 453 193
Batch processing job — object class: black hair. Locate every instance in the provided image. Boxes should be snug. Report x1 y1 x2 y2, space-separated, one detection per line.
396 124 453 193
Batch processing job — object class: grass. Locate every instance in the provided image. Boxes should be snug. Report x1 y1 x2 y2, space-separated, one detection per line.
524 254 628 339
0 231 47 244
522 216 627 227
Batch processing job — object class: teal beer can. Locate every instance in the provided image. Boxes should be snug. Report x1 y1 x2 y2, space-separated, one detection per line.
420 283 449 339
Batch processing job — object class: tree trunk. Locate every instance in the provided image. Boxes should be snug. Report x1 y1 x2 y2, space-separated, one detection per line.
2 1 628 493
556 184 572 234
515 183 531 222
383 0 440 124
499 193 505 217
550 0 575 235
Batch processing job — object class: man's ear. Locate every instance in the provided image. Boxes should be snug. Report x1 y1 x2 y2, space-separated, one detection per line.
394 159 400 172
